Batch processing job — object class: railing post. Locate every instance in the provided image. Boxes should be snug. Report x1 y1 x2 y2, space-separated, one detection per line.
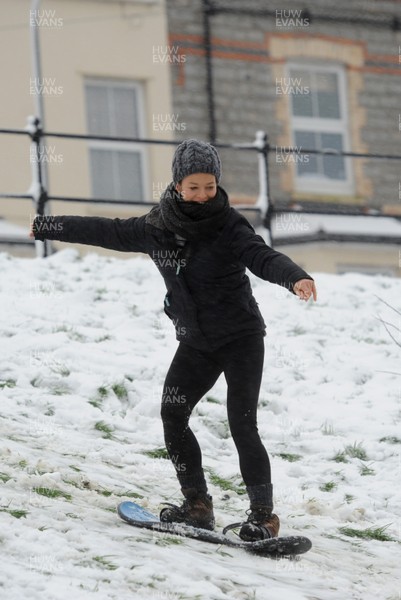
254 130 273 247
27 115 51 258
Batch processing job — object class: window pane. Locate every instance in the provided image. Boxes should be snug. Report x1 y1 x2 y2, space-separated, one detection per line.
290 70 313 117
320 133 346 180
117 151 143 201
90 149 115 199
315 72 340 119
85 85 111 136
90 149 143 201
112 88 139 139
294 130 319 177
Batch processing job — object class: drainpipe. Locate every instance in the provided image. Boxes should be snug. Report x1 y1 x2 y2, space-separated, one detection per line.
202 0 216 143
30 0 51 257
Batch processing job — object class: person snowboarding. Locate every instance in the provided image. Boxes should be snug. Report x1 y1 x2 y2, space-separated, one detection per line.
31 138 317 541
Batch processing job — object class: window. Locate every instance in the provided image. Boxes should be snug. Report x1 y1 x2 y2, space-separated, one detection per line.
85 79 147 202
287 63 353 195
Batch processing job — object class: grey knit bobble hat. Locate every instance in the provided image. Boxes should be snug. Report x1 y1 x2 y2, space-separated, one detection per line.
172 138 222 184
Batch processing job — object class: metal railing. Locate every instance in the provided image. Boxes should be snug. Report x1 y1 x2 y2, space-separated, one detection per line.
0 117 400 257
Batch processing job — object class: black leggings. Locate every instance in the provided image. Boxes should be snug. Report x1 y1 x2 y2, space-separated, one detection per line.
160 332 271 489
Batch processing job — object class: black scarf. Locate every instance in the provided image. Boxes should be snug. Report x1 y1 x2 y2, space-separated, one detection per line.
145 182 231 241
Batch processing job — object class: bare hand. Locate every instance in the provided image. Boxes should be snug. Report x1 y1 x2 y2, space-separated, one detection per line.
293 279 317 302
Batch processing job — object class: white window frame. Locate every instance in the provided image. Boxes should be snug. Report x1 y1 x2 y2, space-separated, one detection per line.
85 77 149 203
286 62 354 195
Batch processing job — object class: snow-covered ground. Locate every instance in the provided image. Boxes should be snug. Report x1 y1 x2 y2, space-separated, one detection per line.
0 248 400 600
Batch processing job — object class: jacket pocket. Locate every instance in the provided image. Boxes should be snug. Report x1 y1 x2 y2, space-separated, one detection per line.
163 291 173 318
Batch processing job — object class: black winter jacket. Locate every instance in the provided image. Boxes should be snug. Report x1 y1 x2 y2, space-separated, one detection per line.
33 208 314 351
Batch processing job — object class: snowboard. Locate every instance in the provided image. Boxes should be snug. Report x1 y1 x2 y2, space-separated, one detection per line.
117 501 312 557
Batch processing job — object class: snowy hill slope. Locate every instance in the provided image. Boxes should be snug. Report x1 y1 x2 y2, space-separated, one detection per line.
0 248 400 600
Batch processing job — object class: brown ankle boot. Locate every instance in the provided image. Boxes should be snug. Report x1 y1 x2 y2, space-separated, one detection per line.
160 487 215 530
239 505 280 541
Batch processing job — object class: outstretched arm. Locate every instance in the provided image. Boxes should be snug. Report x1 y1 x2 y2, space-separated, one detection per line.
226 214 316 299
30 214 148 254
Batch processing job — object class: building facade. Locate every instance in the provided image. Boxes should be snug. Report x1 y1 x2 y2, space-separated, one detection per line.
166 0 401 275
0 0 174 256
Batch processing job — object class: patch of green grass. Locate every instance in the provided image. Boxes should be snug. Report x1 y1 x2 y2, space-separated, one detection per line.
144 448 169 459
49 383 71 396
94 421 114 439
206 468 247 495
275 452 302 462
331 451 349 463
96 335 111 343
98 386 109 398
0 508 28 519
54 325 86 342
321 421 335 435
0 379 16 389
63 479 82 490
333 442 369 463
344 442 368 460
68 329 86 342
32 487 72 501
359 463 375 476
116 490 144 499
93 555 118 571
51 364 71 377
0 472 11 483
88 398 103 409
344 494 355 504
18 460 28 469
290 325 306 336
339 525 395 542
69 465 81 472
90 387 108 407
319 481 337 492
154 536 184 546
112 383 128 401
379 436 401 444
205 396 220 404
